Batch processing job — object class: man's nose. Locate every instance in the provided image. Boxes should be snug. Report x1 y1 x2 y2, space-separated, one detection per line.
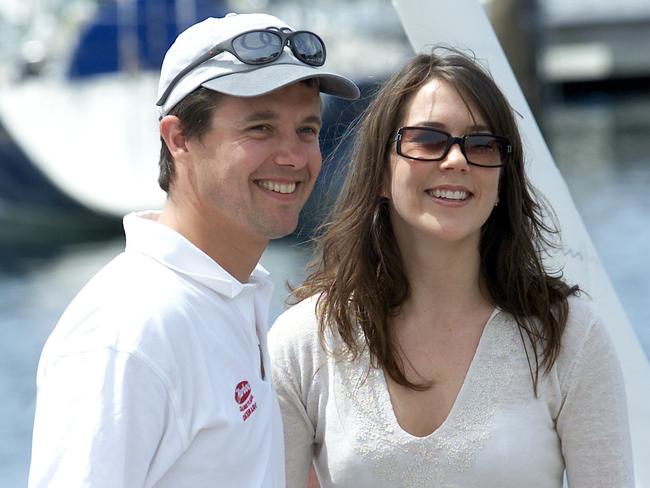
274 133 309 168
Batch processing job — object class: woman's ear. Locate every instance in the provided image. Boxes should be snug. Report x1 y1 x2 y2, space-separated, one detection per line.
160 115 188 161
381 171 392 200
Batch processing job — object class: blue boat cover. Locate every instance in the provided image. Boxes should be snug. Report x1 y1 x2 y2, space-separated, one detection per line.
67 0 228 78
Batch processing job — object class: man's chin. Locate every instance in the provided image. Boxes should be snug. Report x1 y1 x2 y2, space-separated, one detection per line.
261 218 301 241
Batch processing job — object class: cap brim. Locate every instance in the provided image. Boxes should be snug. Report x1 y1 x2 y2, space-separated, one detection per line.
201 63 360 100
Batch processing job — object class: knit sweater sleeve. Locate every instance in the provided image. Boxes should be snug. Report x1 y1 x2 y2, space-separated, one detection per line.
269 297 326 488
555 298 634 487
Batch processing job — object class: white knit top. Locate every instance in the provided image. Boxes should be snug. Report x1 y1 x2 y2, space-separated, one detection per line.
269 295 634 488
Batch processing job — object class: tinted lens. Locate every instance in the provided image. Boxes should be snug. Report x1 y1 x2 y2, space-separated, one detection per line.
232 31 283 64
400 128 448 160
290 32 325 66
464 135 504 166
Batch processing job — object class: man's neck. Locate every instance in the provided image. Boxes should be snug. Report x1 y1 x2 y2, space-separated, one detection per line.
158 199 267 283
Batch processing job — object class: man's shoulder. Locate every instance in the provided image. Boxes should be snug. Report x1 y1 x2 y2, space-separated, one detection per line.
78 249 211 311
42 251 213 362
93 250 185 291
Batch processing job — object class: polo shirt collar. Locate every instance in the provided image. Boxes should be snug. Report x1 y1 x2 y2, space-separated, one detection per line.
123 211 271 299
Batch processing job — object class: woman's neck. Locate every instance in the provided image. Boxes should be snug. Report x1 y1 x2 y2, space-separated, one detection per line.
397 233 492 326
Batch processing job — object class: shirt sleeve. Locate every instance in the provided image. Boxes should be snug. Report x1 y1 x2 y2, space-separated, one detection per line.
556 316 635 487
269 313 319 488
28 348 184 488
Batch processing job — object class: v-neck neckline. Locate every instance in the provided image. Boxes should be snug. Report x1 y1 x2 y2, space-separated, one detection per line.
376 306 501 440
330 308 520 486
331 306 522 485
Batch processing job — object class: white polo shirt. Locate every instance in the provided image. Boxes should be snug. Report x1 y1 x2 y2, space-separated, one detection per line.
28 211 285 488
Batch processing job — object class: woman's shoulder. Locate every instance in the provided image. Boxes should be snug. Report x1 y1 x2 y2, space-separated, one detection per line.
268 295 322 356
555 292 618 382
562 292 608 349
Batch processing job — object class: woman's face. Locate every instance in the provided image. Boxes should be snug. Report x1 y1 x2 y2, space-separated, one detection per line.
384 78 502 250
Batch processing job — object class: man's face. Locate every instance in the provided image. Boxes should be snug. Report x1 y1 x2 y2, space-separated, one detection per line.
182 82 322 244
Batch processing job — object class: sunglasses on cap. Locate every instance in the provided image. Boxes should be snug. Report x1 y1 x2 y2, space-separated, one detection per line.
156 27 326 108
393 126 512 168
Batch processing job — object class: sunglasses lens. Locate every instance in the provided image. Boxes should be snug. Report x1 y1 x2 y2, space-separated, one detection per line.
233 31 283 64
465 135 505 166
291 32 325 66
400 128 448 160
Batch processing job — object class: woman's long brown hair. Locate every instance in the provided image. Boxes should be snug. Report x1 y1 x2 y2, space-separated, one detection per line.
292 49 578 393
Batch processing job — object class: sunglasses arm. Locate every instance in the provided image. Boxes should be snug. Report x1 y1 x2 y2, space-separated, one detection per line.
156 47 223 107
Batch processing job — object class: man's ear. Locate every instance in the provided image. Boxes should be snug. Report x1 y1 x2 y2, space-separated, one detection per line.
160 115 188 161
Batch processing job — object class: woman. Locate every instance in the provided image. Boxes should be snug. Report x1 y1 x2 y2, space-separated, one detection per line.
269 50 633 487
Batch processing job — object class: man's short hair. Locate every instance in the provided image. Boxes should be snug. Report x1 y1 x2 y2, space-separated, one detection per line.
158 88 223 193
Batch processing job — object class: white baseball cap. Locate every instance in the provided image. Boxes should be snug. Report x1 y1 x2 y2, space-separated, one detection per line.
156 12 360 116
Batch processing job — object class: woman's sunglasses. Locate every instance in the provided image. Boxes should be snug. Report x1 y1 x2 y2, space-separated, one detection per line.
393 126 512 168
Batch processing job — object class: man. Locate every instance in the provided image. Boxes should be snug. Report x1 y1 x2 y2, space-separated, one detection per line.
28 12 358 487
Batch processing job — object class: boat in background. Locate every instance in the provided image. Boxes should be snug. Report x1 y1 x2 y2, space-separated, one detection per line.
538 0 650 94
0 0 413 241
0 0 228 239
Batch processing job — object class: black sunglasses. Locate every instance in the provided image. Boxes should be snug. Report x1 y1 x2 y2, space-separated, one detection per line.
157 27 326 108
393 126 512 168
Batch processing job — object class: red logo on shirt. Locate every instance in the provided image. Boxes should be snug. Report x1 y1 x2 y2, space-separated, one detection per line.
235 380 257 421
235 380 251 404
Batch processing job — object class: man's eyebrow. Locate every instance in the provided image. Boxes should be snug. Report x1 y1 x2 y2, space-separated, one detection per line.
302 115 322 126
240 112 322 126
241 111 278 123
